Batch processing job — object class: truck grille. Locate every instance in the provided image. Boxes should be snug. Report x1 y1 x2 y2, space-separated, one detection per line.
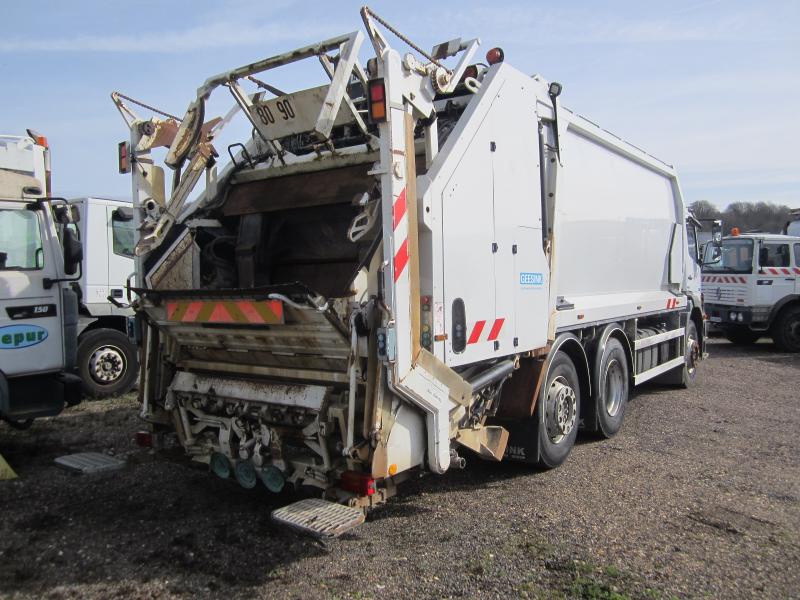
701 283 746 305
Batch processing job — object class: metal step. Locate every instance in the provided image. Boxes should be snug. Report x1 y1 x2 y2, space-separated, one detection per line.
54 452 126 474
271 498 365 538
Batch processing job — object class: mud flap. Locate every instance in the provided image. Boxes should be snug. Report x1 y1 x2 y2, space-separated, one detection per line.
0 453 17 481
488 416 541 465
271 498 365 538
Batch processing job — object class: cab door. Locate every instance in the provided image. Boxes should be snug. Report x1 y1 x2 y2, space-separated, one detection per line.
0 201 64 376
107 204 135 312
758 241 795 304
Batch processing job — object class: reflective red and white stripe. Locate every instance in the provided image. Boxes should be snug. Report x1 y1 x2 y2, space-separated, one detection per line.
392 187 409 282
666 298 681 309
762 267 800 276
702 275 747 284
467 318 505 345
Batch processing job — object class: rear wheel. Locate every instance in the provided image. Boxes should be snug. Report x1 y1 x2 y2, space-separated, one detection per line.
595 338 629 438
78 329 138 398
724 326 761 346
535 352 580 468
772 306 800 352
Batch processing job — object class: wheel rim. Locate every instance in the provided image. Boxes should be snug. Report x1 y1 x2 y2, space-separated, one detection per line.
686 329 699 378
88 345 126 385
545 375 577 444
604 358 625 417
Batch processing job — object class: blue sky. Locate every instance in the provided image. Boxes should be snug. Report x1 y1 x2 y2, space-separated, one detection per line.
1 0 798 209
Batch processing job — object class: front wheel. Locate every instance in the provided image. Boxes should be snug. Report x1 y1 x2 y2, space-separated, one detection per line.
772 306 800 352
78 329 139 398
535 351 580 468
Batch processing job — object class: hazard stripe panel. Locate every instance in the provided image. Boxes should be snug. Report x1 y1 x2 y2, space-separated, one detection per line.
486 318 505 341
392 188 407 230
467 320 486 345
166 300 284 324
393 238 409 282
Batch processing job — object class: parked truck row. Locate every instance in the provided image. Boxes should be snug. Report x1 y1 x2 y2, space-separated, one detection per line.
109 8 706 536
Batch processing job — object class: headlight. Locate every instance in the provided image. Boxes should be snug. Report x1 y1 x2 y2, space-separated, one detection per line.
729 311 737 320
737 313 744 322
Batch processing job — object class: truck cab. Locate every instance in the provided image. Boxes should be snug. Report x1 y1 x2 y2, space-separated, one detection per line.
69 197 138 397
702 232 800 351
0 140 83 426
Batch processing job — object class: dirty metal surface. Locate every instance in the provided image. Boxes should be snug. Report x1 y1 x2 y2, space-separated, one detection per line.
271 498 365 538
53 452 126 474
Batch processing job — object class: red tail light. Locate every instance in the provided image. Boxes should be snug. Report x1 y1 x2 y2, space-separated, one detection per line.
340 470 376 496
118 141 131 174
486 47 505 65
367 79 387 123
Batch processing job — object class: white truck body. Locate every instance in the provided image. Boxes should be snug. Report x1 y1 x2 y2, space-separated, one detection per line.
67 197 139 397
0 134 82 424
114 9 704 535
703 233 800 350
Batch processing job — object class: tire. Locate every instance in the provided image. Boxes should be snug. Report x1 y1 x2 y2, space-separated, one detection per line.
535 351 581 468
772 305 800 353
724 326 761 346
77 329 139 398
595 338 629 438
5 418 34 430
655 320 701 388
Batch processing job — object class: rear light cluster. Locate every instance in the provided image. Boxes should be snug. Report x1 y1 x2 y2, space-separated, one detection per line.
420 295 432 350
367 79 387 123
340 470 376 496
118 141 131 174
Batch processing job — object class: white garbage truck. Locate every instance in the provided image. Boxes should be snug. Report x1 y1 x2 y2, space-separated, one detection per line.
113 8 705 536
0 132 83 428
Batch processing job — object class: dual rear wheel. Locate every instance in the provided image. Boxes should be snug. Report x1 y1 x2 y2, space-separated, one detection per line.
533 337 630 468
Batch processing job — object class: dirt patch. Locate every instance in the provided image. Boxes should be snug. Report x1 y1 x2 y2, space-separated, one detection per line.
0 340 798 599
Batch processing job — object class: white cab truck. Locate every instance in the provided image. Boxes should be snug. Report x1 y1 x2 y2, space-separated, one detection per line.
0 133 83 427
113 8 705 536
0 133 138 397
69 197 138 397
702 232 800 351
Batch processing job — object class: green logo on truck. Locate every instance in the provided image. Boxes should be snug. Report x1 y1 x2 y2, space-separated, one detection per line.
0 324 48 349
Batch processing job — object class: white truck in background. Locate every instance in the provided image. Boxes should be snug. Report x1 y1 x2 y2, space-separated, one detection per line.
702 230 800 351
0 133 83 427
69 197 138 397
0 132 138 398
113 8 705 536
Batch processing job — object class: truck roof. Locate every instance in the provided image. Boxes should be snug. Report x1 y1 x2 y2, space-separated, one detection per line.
723 233 800 243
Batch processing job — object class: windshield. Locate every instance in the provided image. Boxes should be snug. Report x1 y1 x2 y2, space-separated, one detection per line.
703 238 753 274
0 208 43 270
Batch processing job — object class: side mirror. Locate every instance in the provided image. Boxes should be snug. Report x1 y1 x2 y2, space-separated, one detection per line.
63 227 83 275
758 247 769 267
53 204 80 224
711 219 722 246
702 242 721 266
112 206 133 222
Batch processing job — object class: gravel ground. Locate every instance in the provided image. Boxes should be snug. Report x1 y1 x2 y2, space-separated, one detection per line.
1 338 798 600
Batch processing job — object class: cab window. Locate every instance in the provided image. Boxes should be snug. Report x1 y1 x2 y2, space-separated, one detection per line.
111 211 135 258
759 243 790 268
794 244 800 266
0 208 43 270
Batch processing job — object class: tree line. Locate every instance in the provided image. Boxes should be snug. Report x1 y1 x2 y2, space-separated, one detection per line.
689 200 796 234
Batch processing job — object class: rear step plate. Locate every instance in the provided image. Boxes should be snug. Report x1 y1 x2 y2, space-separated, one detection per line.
54 452 126 474
271 498 365 538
